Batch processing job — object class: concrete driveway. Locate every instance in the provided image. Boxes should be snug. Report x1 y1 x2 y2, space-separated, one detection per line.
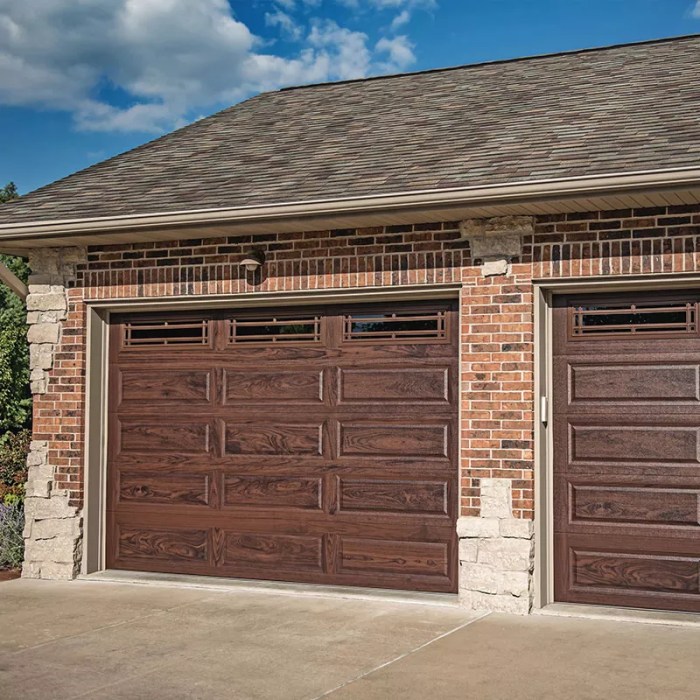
0 579 698 699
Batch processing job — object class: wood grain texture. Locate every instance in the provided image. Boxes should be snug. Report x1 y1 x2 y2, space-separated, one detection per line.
224 475 322 510
338 479 448 515
223 369 323 403
553 291 700 613
107 301 458 593
340 424 448 458
119 471 209 506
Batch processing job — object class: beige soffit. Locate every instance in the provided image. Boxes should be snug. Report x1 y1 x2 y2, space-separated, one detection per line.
1 165 700 250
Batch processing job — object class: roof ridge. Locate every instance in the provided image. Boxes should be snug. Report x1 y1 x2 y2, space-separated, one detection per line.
279 33 700 92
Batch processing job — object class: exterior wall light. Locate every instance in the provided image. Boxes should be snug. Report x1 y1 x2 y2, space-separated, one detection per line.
240 250 265 272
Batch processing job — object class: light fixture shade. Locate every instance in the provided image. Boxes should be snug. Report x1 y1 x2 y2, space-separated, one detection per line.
239 250 265 272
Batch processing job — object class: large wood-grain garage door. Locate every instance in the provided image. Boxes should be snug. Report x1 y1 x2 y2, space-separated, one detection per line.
107 300 458 593
553 291 700 612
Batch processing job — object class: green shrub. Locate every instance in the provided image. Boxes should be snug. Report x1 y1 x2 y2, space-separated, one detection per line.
0 429 30 505
0 501 24 569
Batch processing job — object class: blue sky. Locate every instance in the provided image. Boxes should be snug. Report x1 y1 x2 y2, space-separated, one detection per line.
1 0 699 195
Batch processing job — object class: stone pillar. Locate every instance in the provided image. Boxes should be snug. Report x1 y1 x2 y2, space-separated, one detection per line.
22 247 85 580
457 479 534 614
458 215 535 613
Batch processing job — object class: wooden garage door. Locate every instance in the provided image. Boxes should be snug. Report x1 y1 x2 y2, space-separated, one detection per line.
553 291 700 612
107 300 458 593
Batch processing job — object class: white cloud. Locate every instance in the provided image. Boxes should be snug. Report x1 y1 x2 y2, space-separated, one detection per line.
0 0 420 133
376 35 415 72
390 10 411 30
692 1 700 18
265 9 304 41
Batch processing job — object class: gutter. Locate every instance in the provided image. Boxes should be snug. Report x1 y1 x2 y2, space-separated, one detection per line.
1 166 700 242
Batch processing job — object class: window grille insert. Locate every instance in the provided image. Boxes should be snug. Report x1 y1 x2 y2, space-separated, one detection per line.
123 319 210 346
344 311 447 341
571 302 697 337
229 316 321 343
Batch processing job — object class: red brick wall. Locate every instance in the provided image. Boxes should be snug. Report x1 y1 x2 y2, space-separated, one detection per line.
38 204 700 520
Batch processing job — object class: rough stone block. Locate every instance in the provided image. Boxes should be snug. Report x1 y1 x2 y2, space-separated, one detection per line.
477 537 534 571
468 590 531 615
27 323 60 344
25 535 80 562
500 518 534 539
29 344 54 370
24 495 77 520
459 538 478 562
498 570 530 597
463 563 499 594
26 292 67 312
456 516 499 538
480 478 513 518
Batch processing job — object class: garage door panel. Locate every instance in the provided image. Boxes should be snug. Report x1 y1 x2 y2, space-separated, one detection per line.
339 538 450 578
338 367 450 404
553 292 700 612
337 478 449 516
563 360 700 406
108 301 458 592
117 470 212 507
222 369 324 404
568 422 700 468
115 525 209 563
222 475 323 510
555 476 700 533
339 423 449 459
224 422 324 457
555 534 700 611
117 368 213 406
117 419 213 456
224 532 324 572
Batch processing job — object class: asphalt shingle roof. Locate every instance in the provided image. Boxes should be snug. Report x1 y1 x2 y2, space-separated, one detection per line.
2 35 699 225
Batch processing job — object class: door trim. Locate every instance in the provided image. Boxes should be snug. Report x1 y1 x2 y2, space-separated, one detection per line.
82 283 461 575
533 273 700 610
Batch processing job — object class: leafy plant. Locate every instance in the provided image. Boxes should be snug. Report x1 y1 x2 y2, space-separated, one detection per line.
0 429 30 504
0 501 25 569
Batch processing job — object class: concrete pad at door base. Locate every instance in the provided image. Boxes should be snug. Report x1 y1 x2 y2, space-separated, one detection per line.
327 613 700 700
0 579 474 700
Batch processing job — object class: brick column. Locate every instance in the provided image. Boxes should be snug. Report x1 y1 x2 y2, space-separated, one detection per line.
457 217 535 614
22 247 86 580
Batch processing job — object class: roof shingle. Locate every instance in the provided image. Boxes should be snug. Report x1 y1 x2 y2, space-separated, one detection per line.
2 35 699 225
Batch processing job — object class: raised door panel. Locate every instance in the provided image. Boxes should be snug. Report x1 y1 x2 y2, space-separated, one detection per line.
338 478 449 516
339 423 449 459
117 471 210 507
223 369 323 404
224 423 324 456
339 538 450 578
117 369 212 406
224 533 324 572
338 368 449 404
117 420 212 456
223 475 323 510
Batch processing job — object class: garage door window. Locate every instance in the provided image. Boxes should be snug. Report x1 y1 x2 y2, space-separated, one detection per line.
570 301 697 338
344 310 447 342
228 316 321 344
122 319 210 347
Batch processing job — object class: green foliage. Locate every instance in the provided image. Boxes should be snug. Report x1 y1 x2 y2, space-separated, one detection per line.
0 182 18 204
0 183 31 433
0 429 30 504
0 501 25 568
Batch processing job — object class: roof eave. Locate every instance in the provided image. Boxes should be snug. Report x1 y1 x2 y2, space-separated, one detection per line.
1 165 700 248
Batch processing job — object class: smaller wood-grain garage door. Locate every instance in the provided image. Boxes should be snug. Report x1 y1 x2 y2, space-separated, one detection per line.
553 291 700 612
106 300 458 593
